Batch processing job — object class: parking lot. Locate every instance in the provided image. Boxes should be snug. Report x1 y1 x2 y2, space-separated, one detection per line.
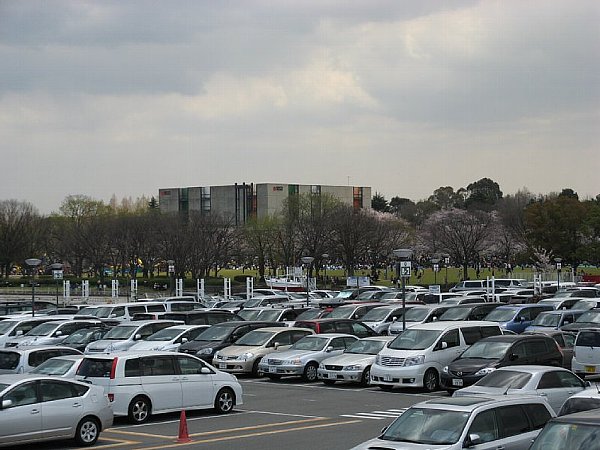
28 376 445 450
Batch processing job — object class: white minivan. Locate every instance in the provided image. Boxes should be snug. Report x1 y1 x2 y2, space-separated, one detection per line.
571 328 600 378
370 321 502 392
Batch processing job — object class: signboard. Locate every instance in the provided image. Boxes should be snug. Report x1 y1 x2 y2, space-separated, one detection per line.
346 276 370 287
52 270 63 280
429 285 441 294
168 265 175 273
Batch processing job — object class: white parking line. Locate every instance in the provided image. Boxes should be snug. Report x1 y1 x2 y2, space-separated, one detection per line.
341 408 406 420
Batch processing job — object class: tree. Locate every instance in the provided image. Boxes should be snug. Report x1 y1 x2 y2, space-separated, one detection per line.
389 197 417 223
331 205 373 276
148 196 159 210
371 192 389 212
243 215 280 281
465 178 503 210
428 186 465 210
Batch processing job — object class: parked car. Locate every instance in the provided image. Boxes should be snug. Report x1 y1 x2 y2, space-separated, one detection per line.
92 302 167 322
525 310 585 332
317 336 394 386
29 354 86 378
178 321 285 362
292 308 331 323
529 408 600 449
0 317 62 347
4 319 104 348
558 387 600 416
554 288 599 298
75 351 243 423
293 318 378 337
129 324 209 352
84 320 182 354
0 347 82 374
323 303 384 320
421 292 462 304
438 303 502 322
523 329 577 368
569 298 600 311
249 306 309 325
259 333 358 381
484 304 554 333
359 305 407 334
0 375 113 447
162 310 242 325
440 296 488 305
213 327 314 375
371 321 502 392
571 328 600 378
58 326 112 353
440 334 564 391
350 395 554 450
454 366 586 413
387 305 451 335
561 308 600 332
537 298 582 310
243 295 290 308
449 280 487 292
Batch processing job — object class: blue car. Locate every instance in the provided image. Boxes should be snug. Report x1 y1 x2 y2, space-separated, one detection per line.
484 304 554 333
524 310 585 332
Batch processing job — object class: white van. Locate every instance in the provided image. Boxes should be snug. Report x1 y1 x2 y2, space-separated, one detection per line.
93 302 166 322
370 321 502 392
571 328 600 378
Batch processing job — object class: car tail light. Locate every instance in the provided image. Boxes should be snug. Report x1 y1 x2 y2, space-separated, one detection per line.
110 357 118 379
108 393 114 402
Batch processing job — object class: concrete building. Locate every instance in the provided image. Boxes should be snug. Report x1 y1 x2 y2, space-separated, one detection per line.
159 183 371 224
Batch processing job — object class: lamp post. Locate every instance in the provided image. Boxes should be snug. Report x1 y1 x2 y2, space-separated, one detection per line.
393 249 413 331
444 255 450 288
25 258 42 317
167 260 175 296
321 253 329 289
49 263 63 308
554 258 562 292
301 256 314 307
431 257 440 285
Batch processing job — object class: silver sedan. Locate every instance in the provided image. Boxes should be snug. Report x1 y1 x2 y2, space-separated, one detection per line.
0 374 113 447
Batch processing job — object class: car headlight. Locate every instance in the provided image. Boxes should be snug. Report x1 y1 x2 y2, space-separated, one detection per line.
285 359 303 365
214 351 221 359
200 347 213 355
319 363 325 369
237 352 254 361
376 354 382 364
404 355 425 366
343 365 363 371
474 367 496 376
442 366 449 373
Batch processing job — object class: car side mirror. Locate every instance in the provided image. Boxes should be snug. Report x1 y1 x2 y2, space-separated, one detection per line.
134 334 142 341
181 337 188 343
15 330 23 336
509 353 519 361
519 316 526 322
391 317 397 322
54 331 63 337
200 367 212 374
441 341 448 349
325 346 334 353
466 433 482 447
564 321 570 325
273 342 280 350
1 399 13 409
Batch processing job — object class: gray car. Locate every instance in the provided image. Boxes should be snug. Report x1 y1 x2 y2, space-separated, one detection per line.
0 374 113 447
5 320 103 348
84 320 181 353
259 333 358 382
350 395 554 450
361 306 407 334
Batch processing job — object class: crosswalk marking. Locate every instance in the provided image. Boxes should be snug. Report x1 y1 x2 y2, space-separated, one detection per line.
340 408 407 420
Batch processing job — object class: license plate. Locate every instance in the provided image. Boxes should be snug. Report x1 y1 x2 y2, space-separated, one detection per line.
269 367 277 373
585 366 596 373
219 363 227 369
384 374 392 382
452 378 464 387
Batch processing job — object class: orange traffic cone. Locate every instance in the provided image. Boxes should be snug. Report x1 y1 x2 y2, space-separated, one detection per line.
176 410 192 443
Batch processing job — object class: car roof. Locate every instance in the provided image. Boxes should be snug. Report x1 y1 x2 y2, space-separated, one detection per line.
495 365 571 374
477 334 552 343
0 346 83 355
0 374 88 386
252 326 312 333
419 395 543 412
302 333 355 339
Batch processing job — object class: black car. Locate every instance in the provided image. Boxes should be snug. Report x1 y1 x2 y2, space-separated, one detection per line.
58 326 111 352
561 309 600 332
178 321 286 361
438 303 502 321
162 310 243 325
440 334 563 392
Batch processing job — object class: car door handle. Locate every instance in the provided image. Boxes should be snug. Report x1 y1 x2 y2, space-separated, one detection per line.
539 393 547 396
73 402 82 408
497 446 505 450
171 377 180 381
181 377 189 381
31 409 40 415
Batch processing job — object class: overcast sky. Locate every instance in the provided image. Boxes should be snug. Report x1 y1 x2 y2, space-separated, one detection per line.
2 0 599 214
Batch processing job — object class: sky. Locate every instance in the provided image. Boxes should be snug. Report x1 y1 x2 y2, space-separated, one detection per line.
1 0 599 214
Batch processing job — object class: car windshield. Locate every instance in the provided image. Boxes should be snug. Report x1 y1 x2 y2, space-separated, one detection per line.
243 300 263 308
484 309 517 322
146 328 184 342
0 321 18 335
0 351 20 369
326 307 354 319
532 313 561 327
194 325 235 342
257 310 281 321
389 329 441 350
345 339 386 355
460 341 512 359
75 307 99 316
403 308 431 322
30 358 76 375
362 308 393 321
474 370 532 389
380 292 400 300
25 322 58 336
0 383 9 392
291 336 328 351
576 331 600 347
381 407 469 445
238 309 262 320
530 422 600 450
220 302 242 309
235 330 274 346
295 309 322 320
572 301 596 312
62 328 96 344
575 311 600 324
559 398 600 416
439 308 471 321
103 326 137 340
336 290 355 299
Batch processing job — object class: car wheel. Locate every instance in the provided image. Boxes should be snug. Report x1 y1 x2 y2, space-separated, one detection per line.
360 366 371 387
423 368 439 392
251 358 262 377
214 388 235 414
322 379 336 386
303 362 318 382
74 416 100 446
128 396 151 424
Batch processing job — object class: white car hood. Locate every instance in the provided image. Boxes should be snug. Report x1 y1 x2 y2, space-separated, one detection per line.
350 437 451 450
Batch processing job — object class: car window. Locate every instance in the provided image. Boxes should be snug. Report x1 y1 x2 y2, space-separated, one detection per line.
461 327 483 345
77 358 113 377
528 339 550 355
0 351 21 370
343 337 358 348
320 322 336 333
29 349 61 367
112 307 125 317
576 331 600 347
518 309 532 321
563 333 575 348
468 409 499 444
523 404 552 429
273 331 294 346
481 326 502 338
555 371 584 388
351 322 372 338
537 371 563 389
335 321 353 334
40 380 76 402
330 337 346 350
141 356 176 376
553 334 565 347
137 325 155 339
496 405 531 437
176 355 205 375
439 329 460 349
292 331 312 343
512 343 527 359
3 382 38 407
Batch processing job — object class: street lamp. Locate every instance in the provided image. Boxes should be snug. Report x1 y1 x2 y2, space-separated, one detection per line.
300 256 314 307
321 253 329 289
431 257 440 285
25 258 42 317
49 263 63 308
167 260 175 296
554 258 562 292
444 255 450 287
393 249 413 331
